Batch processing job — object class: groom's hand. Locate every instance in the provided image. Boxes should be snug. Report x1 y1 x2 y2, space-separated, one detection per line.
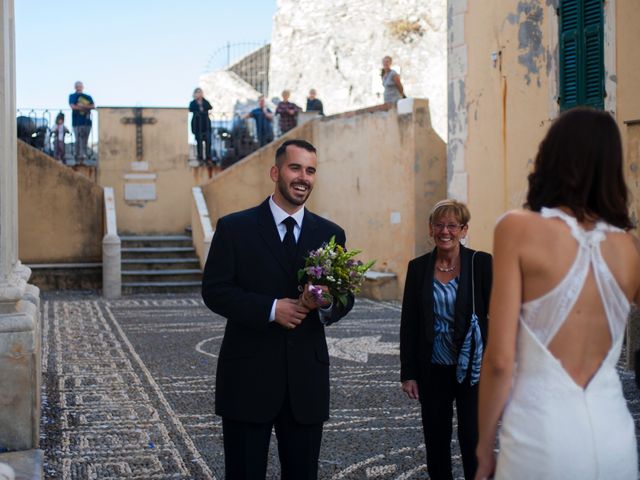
274 298 309 330
300 283 331 310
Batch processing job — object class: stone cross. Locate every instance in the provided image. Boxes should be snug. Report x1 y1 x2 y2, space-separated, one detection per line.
120 108 157 161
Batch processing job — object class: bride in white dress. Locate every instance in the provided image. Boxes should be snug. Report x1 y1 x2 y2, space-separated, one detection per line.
475 108 639 480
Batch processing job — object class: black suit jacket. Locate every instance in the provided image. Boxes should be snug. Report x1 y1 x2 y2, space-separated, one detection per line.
189 99 212 134
202 198 354 424
400 245 492 384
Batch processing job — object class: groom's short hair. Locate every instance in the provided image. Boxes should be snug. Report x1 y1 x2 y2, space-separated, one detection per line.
275 139 316 167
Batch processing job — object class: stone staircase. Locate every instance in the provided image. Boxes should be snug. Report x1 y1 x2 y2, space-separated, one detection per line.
120 235 202 294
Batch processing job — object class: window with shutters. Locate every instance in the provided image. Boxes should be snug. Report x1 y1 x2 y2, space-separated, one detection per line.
559 0 604 111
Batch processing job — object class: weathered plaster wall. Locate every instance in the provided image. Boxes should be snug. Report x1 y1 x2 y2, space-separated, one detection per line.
452 0 560 251
200 100 447 298
18 141 103 263
616 1 640 226
98 107 193 234
455 0 639 250
627 123 640 229
269 0 448 140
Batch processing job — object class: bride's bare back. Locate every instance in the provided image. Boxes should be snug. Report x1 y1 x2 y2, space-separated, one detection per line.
512 208 640 387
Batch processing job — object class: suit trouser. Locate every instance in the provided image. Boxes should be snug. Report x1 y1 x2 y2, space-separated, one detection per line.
73 125 91 162
222 394 323 480
420 363 478 480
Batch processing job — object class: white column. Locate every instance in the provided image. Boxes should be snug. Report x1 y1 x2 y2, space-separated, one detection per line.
0 0 41 451
0 0 25 302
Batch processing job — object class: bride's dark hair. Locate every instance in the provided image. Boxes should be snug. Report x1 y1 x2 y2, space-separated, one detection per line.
525 107 633 230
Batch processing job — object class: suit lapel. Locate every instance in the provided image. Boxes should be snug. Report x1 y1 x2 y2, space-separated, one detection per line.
296 209 320 272
257 198 295 276
422 249 436 344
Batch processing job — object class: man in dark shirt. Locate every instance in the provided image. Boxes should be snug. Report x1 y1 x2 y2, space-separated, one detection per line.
275 90 302 135
305 89 324 116
244 95 274 147
68 81 95 164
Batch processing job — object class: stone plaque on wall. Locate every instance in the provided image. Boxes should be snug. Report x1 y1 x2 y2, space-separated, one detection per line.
124 183 156 201
131 161 150 171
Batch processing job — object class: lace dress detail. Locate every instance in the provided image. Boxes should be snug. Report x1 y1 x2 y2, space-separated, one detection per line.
495 208 638 479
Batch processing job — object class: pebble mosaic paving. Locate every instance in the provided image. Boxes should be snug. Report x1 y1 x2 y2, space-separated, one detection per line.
39 293 640 479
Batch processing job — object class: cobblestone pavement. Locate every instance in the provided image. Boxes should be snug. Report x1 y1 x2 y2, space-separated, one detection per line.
40 292 640 479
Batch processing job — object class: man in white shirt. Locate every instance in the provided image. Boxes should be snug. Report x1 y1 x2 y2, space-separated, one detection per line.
202 139 354 479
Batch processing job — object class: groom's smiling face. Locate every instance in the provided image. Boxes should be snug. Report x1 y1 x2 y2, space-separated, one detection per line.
271 144 317 212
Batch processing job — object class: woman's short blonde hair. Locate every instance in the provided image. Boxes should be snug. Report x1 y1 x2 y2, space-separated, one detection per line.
429 199 471 225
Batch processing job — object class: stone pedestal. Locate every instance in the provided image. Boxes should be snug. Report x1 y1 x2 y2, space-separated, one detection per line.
0 297 40 450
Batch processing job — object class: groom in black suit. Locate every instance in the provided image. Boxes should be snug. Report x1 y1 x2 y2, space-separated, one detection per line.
202 139 354 479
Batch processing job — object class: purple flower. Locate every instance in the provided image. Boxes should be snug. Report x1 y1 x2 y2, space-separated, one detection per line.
309 285 324 303
308 266 324 279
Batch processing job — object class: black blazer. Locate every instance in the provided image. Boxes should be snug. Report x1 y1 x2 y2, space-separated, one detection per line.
202 198 354 424
189 99 212 134
400 245 492 383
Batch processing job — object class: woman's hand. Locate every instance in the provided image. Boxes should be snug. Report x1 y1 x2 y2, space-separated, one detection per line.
401 380 419 400
475 446 496 480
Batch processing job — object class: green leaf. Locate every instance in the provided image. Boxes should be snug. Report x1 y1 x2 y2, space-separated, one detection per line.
337 293 348 307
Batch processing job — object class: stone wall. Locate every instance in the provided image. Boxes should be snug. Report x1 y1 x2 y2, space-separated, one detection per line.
198 70 262 119
18 141 103 263
268 0 447 139
98 107 192 235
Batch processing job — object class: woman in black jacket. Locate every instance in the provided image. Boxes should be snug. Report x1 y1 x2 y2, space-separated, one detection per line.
189 87 212 163
400 199 492 480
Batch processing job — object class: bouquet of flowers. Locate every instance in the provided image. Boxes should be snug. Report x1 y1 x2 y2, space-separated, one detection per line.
298 236 375 307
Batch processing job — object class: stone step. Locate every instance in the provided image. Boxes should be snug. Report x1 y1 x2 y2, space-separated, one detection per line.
121 258 200 270
120 235 192 242
122 269 202 276
120 236 193 248
121 246 197 259
360 271 398 301
122 268 202 284
27 263 101 291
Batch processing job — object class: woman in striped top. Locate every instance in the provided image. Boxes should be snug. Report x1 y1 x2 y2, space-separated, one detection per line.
400 200 493 480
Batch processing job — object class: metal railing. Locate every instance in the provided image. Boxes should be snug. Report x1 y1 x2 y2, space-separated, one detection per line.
16 108 99 165
189 110 293 168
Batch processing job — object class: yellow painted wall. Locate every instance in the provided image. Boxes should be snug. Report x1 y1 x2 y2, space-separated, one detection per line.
459 1 640 249
98 107 192 234
199 100 447 297
18 141 103 263
459 1 558 252
616 2 640 225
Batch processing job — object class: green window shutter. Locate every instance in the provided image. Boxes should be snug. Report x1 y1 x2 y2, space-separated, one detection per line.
560 0 580 110
583 0 604 109
559 0 604 111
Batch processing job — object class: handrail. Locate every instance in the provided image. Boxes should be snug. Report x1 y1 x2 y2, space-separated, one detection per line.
102 187 121 298
192 186 214 268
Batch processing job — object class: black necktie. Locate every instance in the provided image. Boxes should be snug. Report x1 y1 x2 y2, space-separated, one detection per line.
282 216 297 259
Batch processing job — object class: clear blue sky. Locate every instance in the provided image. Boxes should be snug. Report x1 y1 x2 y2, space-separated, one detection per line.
15 1 275 109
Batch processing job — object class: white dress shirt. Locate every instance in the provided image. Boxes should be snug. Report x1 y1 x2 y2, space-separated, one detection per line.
267 196 332 323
